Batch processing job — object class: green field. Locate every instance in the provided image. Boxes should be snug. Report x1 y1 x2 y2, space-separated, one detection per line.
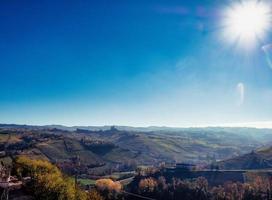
78 178 96 186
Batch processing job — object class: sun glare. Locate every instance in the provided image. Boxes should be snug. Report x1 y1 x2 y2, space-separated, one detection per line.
223 1 272 49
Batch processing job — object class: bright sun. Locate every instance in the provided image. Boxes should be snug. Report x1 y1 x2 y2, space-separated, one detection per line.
223 1 272 48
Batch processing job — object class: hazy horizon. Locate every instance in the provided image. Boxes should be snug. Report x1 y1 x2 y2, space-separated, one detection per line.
1 121 272 129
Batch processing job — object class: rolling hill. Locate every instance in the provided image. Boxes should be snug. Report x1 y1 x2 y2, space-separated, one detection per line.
219 146 272 170
1 124 272 174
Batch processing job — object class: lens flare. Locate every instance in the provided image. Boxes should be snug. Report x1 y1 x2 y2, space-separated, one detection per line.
222 1 272 49
262 44 272 69
236 82 245 106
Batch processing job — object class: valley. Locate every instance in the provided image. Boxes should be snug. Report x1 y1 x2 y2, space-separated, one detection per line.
1 124 272 174
1 124 272 199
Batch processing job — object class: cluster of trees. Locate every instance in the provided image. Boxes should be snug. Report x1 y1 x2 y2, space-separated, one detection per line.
127 174 272 200
81 138 116 155
11 156 272 200
95 179 122 200
14 156 104 200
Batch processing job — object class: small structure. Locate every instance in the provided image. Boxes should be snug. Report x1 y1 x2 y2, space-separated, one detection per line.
0 163 22 190
0 176 22 190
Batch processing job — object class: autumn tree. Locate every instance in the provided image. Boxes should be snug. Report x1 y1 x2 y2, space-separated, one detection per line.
88 189 104 200
95 179 122 200
15 156 87 200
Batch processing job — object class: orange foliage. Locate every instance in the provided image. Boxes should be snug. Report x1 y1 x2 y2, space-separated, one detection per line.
139 177 158 193
95 179 122 192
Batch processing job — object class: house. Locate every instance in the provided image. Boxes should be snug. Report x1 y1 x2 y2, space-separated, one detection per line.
0 163 22 190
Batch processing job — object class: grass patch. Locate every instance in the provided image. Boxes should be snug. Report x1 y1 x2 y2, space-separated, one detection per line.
78 178 96 186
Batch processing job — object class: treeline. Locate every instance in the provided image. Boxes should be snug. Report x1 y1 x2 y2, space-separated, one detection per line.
126 172 272 200
11 157 272 200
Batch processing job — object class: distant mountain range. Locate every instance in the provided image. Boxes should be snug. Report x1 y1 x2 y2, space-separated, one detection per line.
2 123 272 133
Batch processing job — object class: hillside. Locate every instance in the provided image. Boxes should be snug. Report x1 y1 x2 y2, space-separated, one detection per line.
72 126 272 164
1 124 272 174
218 146 272 169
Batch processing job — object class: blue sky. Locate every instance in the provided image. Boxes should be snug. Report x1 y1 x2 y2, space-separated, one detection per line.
1 0 272 127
